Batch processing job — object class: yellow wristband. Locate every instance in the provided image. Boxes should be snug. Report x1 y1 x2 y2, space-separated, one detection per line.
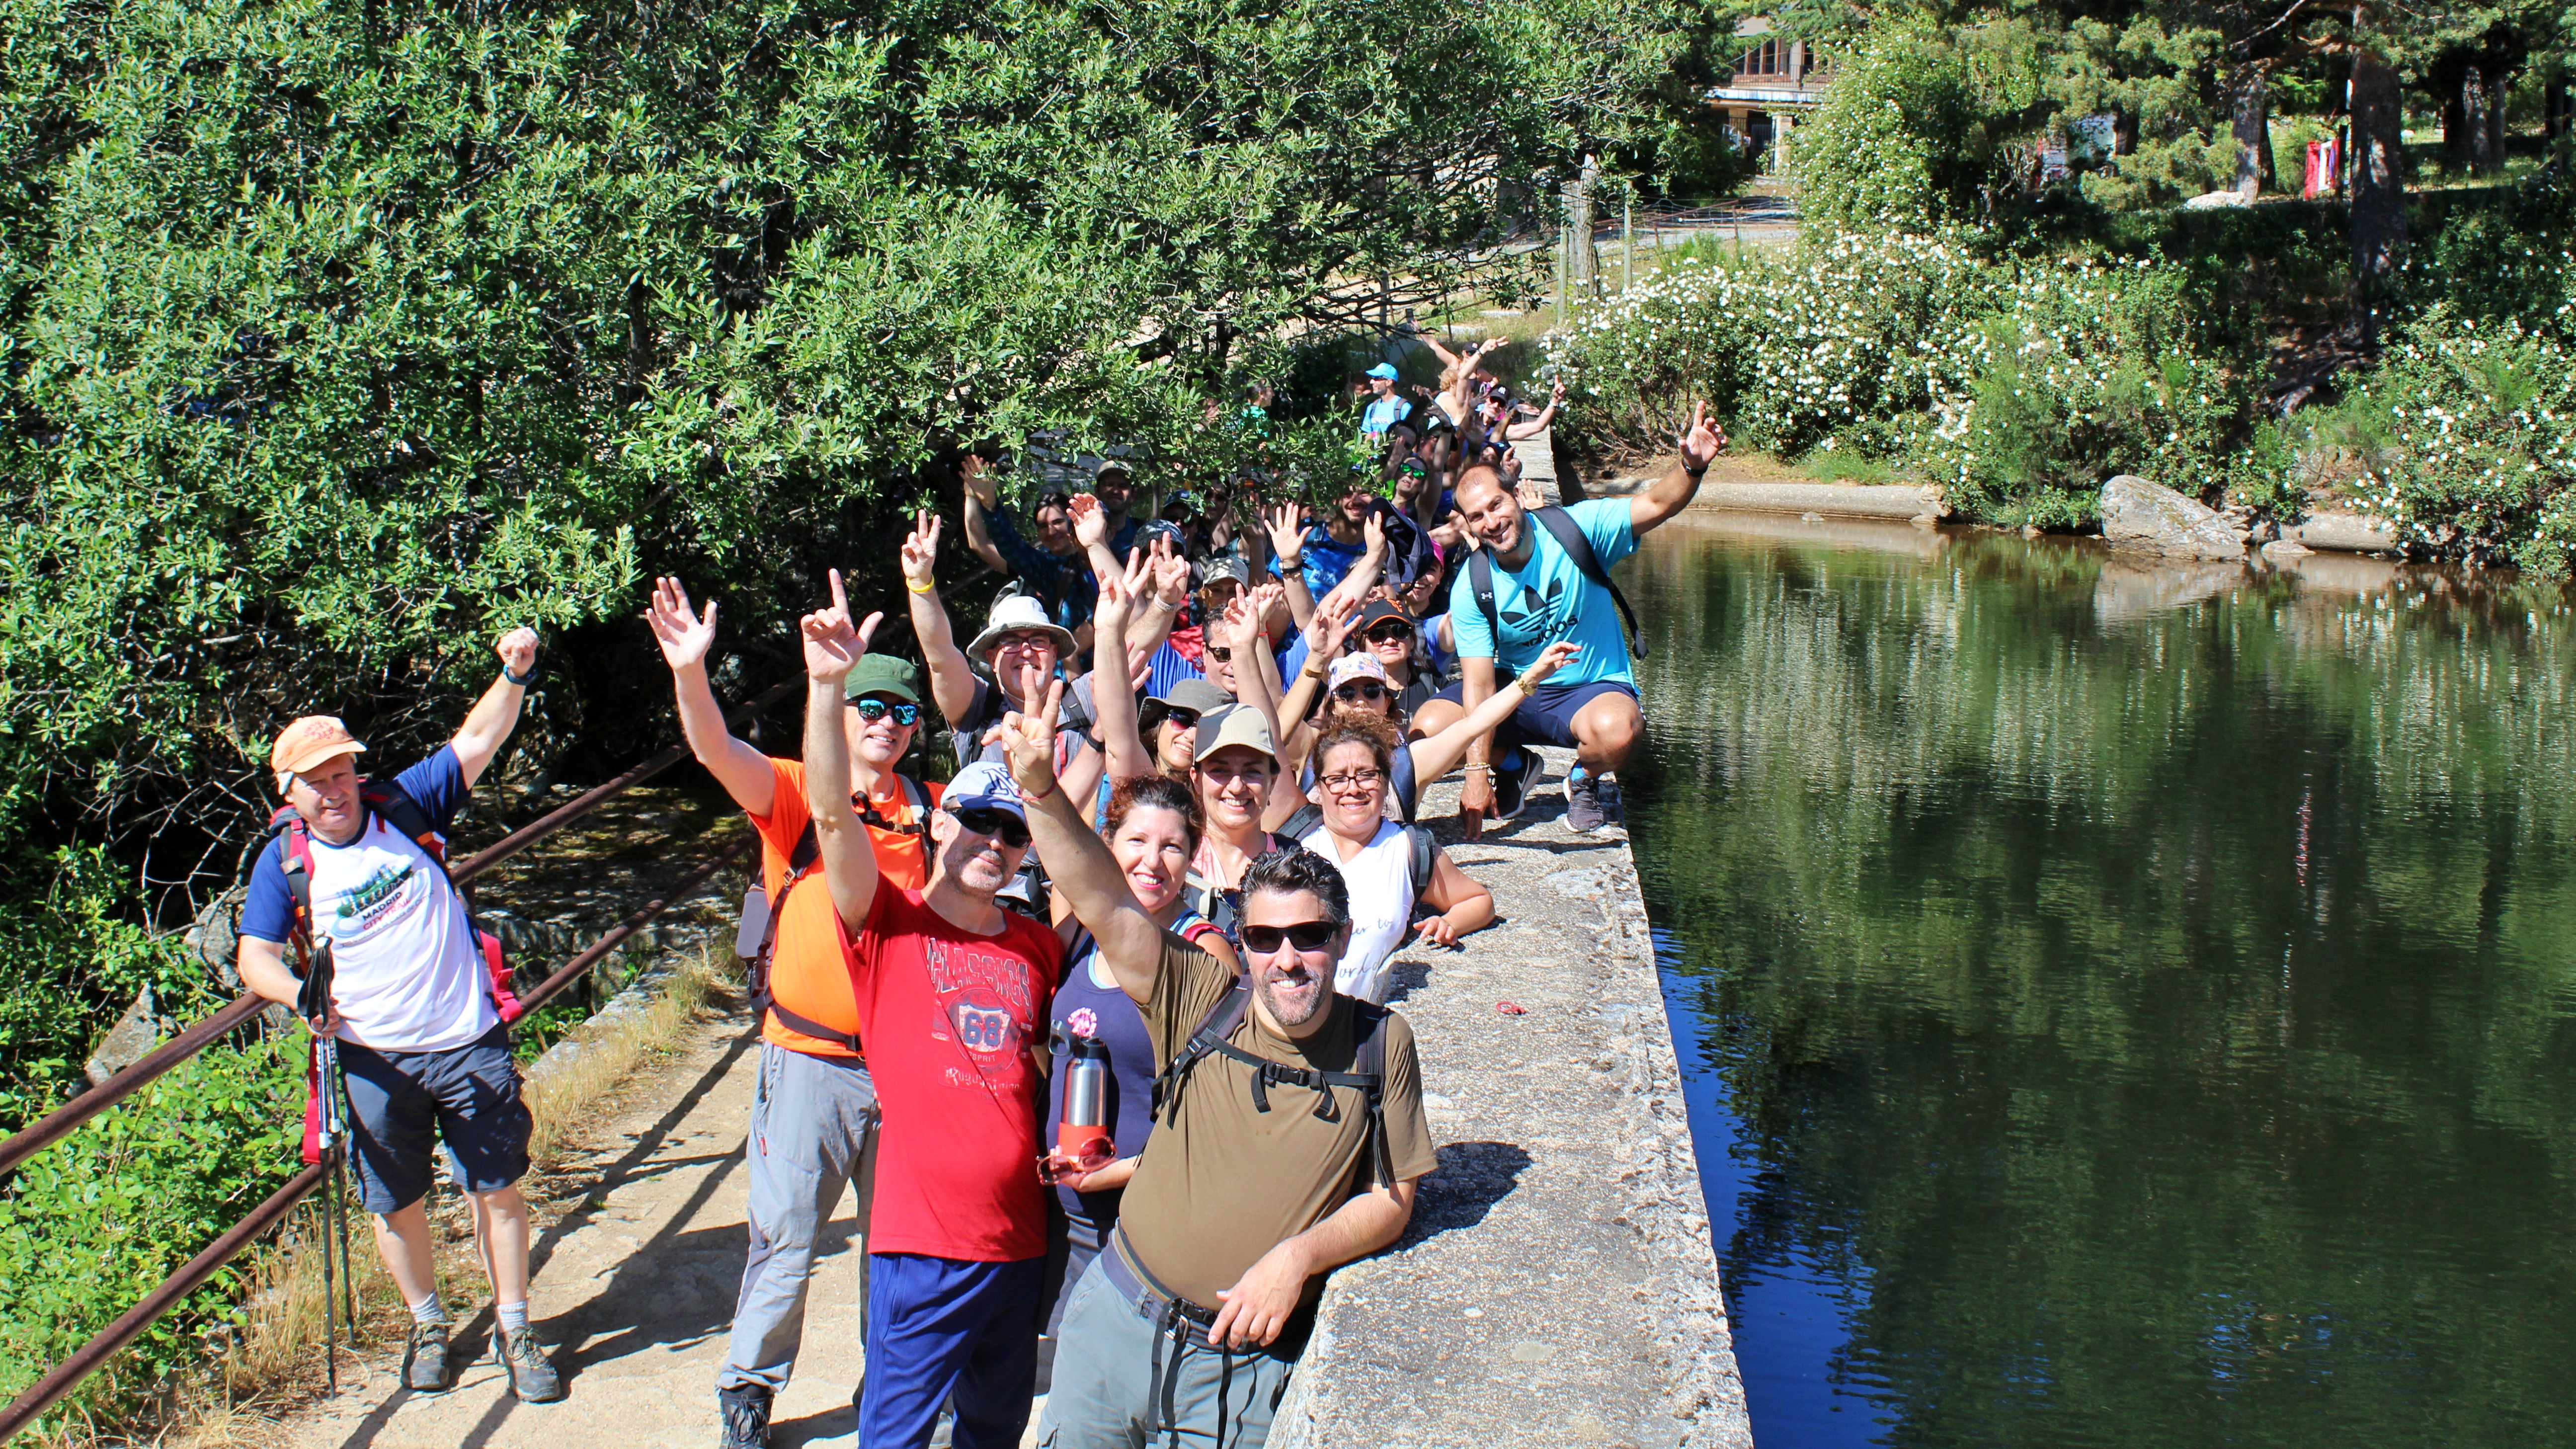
905 577 936 594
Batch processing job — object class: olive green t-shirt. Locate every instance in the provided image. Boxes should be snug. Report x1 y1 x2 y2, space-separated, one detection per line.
1118 936 1437 1310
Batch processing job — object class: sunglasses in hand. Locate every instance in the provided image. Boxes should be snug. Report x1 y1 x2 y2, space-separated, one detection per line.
948 805 1031 849
1239 920 1339 954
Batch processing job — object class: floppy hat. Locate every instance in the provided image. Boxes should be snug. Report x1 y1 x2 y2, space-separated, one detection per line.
966 593 1078 660
1327 653 1392 691
1192 703 1277 764
842 654 923 705
1366 363 1399 380
270 716 366 786
943 761 1026 821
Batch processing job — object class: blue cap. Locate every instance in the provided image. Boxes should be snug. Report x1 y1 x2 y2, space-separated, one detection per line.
1366 363 1400 380
943 761 1026 821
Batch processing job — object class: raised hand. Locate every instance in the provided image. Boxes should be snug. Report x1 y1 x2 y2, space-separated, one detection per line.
1238 581 1286 649
901 509 943 587
1550 377 1567 407
1305 589 1360 659
1263 502 1306 567
496 626 540 677
645 577 719 671
998 668 1066 798
960 454 1001 509
1149 539 1192 609
1362 508 1387 558
799 569 880 682
1070 491 1109 550
1095 551 1136 634
1680 399 1729 472
1119 544 1155 605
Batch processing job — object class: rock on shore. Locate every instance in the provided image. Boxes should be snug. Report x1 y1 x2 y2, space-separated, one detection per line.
2099 474 2247 561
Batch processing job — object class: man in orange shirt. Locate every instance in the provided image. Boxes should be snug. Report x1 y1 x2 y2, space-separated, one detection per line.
646 578 941 1449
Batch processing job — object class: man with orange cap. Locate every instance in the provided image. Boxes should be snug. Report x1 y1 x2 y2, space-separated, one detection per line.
235 627 562 1404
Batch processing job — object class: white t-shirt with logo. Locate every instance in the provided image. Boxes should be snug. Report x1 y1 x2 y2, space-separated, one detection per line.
242 748 496 1053
1298 818 1419 1006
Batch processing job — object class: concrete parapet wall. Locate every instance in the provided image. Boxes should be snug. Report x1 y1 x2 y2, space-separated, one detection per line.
1269 766 1752 1449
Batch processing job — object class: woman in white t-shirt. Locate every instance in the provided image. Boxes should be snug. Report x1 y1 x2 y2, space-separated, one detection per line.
1292 718 1495 1003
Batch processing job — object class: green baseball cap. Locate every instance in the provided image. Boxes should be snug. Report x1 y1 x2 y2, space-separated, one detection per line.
842 654 923 705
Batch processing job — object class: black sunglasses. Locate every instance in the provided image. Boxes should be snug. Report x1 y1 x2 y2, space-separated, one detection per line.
1333 681 1387 703
1207 646 1233 662
949 805 1031 849
1363 623 1413 644
848 698 921 725
1160 707 1202 731
1239 920 1340 954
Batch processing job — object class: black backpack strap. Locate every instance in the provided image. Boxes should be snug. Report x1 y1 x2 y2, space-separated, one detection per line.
1468 548 1499 660
1349 1000 1395 1190
1151 979 1253 1125
1405 826 1437 916
1530 505 1647 660
1278 803 1323 841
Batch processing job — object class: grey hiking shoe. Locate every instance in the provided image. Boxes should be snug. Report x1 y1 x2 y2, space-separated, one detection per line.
402 1321 453 1392
1564 771 1607 833
717 1383 773 1449
498 1326 564 1403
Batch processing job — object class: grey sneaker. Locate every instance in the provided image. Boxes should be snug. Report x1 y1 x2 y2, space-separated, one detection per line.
402 1321 453 1393
717 1384 773 1449
1595 774 1624 826
498 1326 564 1403
1564 771 1607 833
1491 749 1544 823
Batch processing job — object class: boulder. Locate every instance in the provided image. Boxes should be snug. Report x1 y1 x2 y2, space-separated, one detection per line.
2183 189 2249 210
84 986 161 1086
2099 475 2246 561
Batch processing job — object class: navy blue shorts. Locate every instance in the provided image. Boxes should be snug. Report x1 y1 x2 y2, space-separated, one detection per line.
1431 678 1640 751
338 1023 531 1214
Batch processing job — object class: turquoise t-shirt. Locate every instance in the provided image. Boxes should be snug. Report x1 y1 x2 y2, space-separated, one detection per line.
1445 499 1638 687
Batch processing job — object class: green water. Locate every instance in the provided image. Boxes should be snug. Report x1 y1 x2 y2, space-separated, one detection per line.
1619 516 2576 1449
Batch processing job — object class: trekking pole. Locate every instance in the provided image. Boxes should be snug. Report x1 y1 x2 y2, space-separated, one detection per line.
316 1035 347 1394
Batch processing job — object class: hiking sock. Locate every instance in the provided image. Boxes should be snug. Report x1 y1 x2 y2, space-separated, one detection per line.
410 1292 450 1327
495 1300 531 1338
1567 763 1591 787
1495 746 1524 777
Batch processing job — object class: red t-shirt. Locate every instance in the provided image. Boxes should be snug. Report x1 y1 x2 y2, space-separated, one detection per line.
842 886 1063 1262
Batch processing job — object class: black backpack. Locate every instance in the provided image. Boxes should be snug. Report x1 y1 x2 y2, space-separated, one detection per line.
1149 978 1397 1192
1466 504 1647 660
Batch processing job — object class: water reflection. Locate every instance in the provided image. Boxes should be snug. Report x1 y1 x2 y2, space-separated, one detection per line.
1621 514 2576 1449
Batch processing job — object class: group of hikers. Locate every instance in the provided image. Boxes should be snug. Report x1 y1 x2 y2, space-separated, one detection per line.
233 356 1728 1447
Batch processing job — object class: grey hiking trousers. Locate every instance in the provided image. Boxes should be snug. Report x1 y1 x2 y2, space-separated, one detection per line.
1036 1253 1297 1448
718 1041 880 1394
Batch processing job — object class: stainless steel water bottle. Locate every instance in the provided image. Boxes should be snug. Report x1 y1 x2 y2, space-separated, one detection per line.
1057 1035 1115 1169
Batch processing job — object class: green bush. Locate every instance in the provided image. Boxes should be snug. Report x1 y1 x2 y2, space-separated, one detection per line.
0 1032 302 1434
1791 25 1988 234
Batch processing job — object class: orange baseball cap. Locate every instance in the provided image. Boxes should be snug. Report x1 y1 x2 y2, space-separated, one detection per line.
269 716 367 782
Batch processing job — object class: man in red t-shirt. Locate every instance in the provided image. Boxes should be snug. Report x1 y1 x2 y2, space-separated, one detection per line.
797 572 1063 1449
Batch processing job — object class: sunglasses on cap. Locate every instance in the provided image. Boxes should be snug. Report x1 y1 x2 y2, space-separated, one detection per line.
1332 681 1387 704
847 698 921 725
948 805 1031 849
1364 622 1413 644
1239 920 1340 954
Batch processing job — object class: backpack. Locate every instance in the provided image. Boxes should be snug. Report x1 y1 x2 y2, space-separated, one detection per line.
1149 979 1397 1194
1466 504 1648 661
1278 805 1438 919
743 776 933 1052
264 778 521 1167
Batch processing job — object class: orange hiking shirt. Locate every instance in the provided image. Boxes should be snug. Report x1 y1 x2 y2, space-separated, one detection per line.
749 757 944 1058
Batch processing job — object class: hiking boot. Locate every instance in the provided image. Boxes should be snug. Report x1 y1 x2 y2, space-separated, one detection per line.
1595 774 1624 827
497 1326 564 1403
1490 749 1544 823
717 1383 774 1449
1564 771 1607 833
402 1321 453 1393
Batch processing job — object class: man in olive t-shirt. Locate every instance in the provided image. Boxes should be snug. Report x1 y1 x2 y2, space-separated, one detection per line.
999 683 1434 1448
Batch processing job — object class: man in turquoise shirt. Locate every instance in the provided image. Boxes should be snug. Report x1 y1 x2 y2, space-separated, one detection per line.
1416 400 1727 834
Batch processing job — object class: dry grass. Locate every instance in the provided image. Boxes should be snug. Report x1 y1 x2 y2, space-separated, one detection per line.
39 948 733 1449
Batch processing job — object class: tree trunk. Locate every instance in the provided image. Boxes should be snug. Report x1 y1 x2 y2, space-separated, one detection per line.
2349 44 2406 340
2549 64 2572 142
2465 67 2496 175
1564 154 1600 296
2232 64 2275 197
2483 70 2510 171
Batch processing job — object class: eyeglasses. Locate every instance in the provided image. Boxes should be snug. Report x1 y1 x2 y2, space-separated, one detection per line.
948 806 1031 849
995 632 1056 653
1159 708 1201 731
1206 646 1233 663
1239 920 1341 954
848 698 921 725
1364 623 1413 645
1320 768 1384 793
1332 681 1387 704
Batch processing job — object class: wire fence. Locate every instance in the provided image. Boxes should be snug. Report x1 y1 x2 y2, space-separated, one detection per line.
0 678 796 1441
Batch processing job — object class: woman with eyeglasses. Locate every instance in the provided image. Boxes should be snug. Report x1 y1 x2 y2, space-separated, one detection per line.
1274 600 1582 824
1292 718 1494 1004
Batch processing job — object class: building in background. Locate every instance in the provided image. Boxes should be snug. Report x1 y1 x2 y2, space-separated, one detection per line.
1706 19 1830 172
